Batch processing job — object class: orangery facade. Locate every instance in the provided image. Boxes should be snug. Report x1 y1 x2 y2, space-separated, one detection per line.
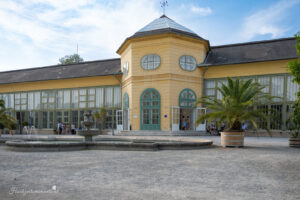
0 15 299 133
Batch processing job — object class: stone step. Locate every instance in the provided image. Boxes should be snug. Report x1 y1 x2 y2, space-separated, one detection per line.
115 130 210 136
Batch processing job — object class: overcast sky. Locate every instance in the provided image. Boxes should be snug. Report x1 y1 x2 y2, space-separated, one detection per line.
0 0 299 71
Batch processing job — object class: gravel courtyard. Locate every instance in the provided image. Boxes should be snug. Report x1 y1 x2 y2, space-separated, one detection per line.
0 136 299 200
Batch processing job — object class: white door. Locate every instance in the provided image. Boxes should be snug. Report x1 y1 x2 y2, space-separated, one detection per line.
196 108 206 131
116 110 123 131
171 106 180 131
123 109 130 130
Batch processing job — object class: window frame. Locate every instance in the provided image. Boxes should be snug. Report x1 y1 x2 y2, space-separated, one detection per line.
179 55 197 71
140 54 161 70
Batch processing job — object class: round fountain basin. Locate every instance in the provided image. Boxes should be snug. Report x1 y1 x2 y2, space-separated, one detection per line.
4 136 213 152
5 140 86 152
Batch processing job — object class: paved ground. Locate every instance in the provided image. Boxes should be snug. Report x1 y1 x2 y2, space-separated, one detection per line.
0 136 299 200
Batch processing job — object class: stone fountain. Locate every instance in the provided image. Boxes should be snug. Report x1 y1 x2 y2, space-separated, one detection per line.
3 113 213 151
78 112 101 142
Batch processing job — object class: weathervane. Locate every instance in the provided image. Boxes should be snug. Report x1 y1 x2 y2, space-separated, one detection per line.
160 1 168 15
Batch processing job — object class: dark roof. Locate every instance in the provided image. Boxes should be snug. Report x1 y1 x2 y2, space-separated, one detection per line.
117 15 209 53
0 58 121 85
204 37 299 66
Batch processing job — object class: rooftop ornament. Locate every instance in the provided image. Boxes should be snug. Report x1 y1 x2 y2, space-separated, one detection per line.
160 1 168 15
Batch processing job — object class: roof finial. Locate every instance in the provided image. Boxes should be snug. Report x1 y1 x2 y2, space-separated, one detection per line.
160 1 168 15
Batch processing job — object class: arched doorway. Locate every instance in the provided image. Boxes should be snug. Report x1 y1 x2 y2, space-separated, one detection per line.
179 89 196 130
140 88 161 130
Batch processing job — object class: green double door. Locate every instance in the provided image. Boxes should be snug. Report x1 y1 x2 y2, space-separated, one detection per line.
140 88 161 130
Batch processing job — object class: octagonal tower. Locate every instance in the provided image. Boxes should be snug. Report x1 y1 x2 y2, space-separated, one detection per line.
117 15 210 131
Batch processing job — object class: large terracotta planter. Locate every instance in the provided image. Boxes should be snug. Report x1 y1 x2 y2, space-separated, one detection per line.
289 137 300 148
221 131 244 147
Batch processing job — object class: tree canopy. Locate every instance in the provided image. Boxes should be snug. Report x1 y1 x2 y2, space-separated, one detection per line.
288 31 300 85
59 54 84 65
94 108 107 130
287 31 300 137
0 99 17 130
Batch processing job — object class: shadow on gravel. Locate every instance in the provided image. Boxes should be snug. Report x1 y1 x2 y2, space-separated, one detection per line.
240 145 295 152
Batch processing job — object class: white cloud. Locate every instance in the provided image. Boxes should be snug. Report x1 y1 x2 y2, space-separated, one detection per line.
0 0 160 70
240 0 300 40
191 6 212 16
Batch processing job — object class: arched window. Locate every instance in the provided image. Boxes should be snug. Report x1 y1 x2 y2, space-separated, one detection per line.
140 88 160 130
141 54 161 70
179 55 197 71
123 93 129 109
179 89 197 108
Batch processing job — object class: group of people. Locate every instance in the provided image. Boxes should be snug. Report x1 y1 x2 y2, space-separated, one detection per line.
181 120 190 130
206 123 247 135
206 124 225 135
57 122 76 135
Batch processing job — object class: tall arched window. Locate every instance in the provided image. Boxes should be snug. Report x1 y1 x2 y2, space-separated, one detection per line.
123 93 129 109
140 88 160 130
179 89 197 108
123 92 130 130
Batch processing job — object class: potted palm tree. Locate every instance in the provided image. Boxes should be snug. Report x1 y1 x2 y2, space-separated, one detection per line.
197 78 272 147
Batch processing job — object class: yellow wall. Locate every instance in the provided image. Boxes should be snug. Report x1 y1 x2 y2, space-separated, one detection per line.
0 75 121 93
119 33 207 131
204 60 291 79
123 75 203 131
130 37 206 78
121 44 132 82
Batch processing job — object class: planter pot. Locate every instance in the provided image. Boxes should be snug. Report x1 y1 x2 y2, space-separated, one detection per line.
289 137 300 148
221 131 244 147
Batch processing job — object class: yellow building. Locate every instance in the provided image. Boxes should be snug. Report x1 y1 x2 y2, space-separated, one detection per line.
0 15 299 133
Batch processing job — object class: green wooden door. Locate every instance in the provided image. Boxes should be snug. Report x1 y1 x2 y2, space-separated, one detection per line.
140 88 161 130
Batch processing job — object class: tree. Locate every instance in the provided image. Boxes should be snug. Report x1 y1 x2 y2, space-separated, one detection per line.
94 108 107 130
59 54 84 65
196 78 273 133
0 99 17 132
288 31 300 85
287 31 300 138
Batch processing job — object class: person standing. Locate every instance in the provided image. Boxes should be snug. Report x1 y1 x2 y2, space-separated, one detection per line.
61 123 65 134
71 124 76 135
242 123 247 131
183 121 187 130
65 124 70 134
186 120 190 130
57 122 63 135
